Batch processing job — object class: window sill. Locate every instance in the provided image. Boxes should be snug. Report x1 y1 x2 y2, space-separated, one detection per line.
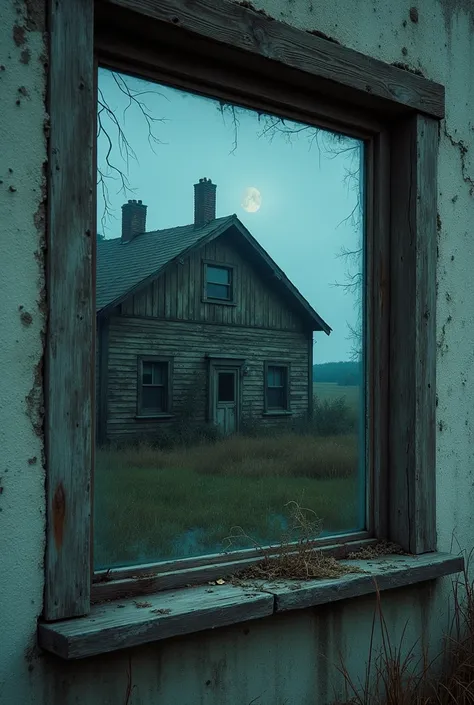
262 410 292 416
202 298 237 306
37 552 462 660
135 414 174 420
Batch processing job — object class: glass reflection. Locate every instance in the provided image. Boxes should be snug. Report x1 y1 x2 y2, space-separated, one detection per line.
94 68 366 569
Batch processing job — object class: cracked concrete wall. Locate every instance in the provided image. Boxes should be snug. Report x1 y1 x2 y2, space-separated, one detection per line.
0 0 47 704
1 0 474 703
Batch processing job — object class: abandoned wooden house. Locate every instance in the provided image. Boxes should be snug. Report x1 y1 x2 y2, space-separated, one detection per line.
96 178 331 443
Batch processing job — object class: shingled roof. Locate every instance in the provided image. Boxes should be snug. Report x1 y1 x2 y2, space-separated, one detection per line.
96 214 331 334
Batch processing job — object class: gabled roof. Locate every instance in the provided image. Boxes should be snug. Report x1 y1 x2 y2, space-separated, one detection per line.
97 215 331 334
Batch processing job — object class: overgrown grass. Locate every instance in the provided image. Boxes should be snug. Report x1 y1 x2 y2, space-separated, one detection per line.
333 555 474 705
314 382 360 412
94 432 360 568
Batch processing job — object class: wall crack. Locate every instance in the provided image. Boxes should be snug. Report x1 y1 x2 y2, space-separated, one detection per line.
444 125 474 196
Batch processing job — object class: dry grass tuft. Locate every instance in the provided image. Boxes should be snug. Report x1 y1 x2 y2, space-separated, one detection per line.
227 501 363 583
236 550 361 582
348 541 409 560
332 551 474 705
435 553 474 705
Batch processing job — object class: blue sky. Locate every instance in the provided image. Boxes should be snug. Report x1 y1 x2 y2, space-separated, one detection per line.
97 69 364 363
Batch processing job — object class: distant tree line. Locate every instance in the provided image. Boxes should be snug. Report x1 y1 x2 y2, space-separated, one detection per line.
313 361 361 387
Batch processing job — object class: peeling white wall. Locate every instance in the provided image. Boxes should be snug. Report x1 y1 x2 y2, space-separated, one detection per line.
1 0 474 703
0 0 47 703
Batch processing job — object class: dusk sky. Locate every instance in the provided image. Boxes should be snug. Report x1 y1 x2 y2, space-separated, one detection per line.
97 68 364 363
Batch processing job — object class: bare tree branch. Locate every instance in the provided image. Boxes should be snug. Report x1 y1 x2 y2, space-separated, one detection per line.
97 72 167 232
218 101 243 155
254 115 364 360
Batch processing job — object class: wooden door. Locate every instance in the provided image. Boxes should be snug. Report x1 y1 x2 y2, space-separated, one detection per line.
213 368 238 435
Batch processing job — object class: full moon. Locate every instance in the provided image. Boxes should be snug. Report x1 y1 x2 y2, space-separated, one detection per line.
241 186 262 213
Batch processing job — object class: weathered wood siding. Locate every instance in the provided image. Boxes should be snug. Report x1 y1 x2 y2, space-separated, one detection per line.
105 316 310 441
121 233 305 331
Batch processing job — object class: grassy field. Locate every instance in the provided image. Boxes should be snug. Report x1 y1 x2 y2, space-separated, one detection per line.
313 382 360 413
94 431 362 569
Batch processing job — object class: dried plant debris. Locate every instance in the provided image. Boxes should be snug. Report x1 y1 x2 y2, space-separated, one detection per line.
134 600 152 608
234 550 363 583
347 540 409 560
225 501 364 583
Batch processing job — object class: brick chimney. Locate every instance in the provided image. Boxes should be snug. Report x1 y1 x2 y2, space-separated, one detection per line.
194 178 216 227
121 199 147 243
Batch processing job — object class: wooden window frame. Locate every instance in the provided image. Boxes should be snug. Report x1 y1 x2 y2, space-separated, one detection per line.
264 361 291 414
43 0 442 623
136 356 173 418
202 260 237 305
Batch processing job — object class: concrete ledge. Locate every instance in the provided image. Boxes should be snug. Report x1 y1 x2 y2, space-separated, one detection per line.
38 552 462 659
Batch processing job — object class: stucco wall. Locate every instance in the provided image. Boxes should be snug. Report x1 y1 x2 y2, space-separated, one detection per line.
1 0 474 703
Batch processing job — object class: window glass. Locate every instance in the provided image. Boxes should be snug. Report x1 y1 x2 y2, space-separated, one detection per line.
268 365 284 388
94 67 366 570
207 282 231 300
142 363 153 385
207 265 231 285
151 363 165 385
267 365 287 409
140 361 167 413
218 372 235 402
268 388 286 409
142 385 164 413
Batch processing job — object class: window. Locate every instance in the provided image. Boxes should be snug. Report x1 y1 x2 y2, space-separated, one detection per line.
93 72 365 570
137 358 171 416
265 363 289 411
218 371 236 402
43 0 442 627
204 263 234 302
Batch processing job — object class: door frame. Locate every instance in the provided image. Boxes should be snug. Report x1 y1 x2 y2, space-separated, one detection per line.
205 354 246 432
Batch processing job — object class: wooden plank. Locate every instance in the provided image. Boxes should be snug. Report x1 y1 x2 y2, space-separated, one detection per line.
39 552 461 659
368 131 391 539
97 316 109 445
38 583 274 659
99 0 444 119
273 553 463 612
389 115 438 553
44 0 94 620
92 536 374 601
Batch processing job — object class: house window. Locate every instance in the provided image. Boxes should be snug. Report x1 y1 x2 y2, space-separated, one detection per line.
137 358 172 416
42 0 442 625
265 364 289 411
204 263 234 302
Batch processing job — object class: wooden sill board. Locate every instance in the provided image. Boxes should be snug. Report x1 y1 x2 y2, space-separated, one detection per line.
270 553 463 611
38 553 462 659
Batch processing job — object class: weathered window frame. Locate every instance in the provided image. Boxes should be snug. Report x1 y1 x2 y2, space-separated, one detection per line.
136 355 173 418
202 260 236 305
264 361 291 414
41 0 451 641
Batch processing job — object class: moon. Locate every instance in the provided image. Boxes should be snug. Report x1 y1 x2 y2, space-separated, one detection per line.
241 186 262 213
